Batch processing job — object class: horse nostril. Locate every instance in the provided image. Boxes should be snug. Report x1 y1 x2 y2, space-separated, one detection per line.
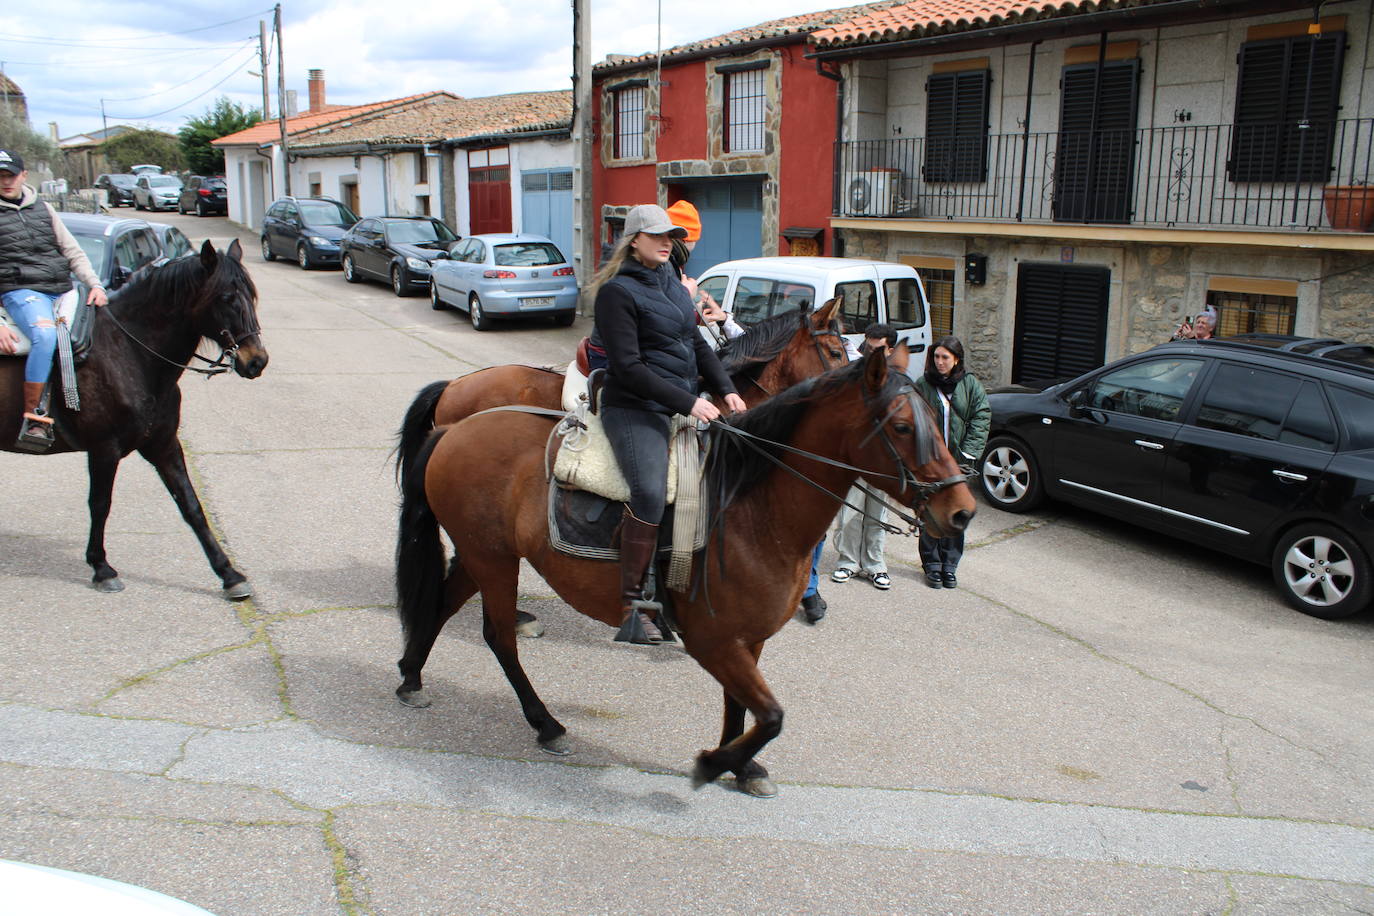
950 509 974 531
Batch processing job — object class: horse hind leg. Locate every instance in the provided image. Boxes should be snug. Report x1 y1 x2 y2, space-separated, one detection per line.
396 554 479 708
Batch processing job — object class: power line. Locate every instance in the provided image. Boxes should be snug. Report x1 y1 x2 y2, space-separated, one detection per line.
106 50 258 121
100 39 256 102
4 10 275 43
0 47 226 69
0 36 252 52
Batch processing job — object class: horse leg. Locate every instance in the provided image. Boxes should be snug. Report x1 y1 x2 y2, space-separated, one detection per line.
396 555 479 709
138 436 250 599
477 563 568 754
692 645 783 792
85 446 125 592
717 644 777 798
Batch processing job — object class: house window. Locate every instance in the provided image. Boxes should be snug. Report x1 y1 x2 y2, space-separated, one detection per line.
417 195 430 216
724 67 766 153
614 86 645 160
416 152 429 184
917 267 956 338
1229 31 1345 183
1205 289 1297 336
923 69 990 183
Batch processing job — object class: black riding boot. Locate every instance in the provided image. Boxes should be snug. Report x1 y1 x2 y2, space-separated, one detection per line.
615 510 662 645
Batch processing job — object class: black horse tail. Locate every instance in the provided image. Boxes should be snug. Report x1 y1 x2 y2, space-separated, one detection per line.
395 380 449 486
396 428 447 640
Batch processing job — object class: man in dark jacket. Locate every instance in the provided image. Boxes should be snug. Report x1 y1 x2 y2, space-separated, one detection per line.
0 149 107 444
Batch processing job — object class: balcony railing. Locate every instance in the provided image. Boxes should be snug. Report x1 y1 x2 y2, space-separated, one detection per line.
833 119 1374 233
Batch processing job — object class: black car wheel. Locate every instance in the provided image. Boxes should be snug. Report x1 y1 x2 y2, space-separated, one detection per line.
468 293 490 331
177 201 186 215
342 255 361 283
430 280 447 310
260 236 275 262
392 265 410 297
196 200 207 217
297 245 313 270
978 436 1044 512
1271 524 1373 620
553 310 576 327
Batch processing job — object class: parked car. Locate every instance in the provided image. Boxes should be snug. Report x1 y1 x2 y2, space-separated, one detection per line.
2 859 215 915
693 257 933 354
978 335 1374 620
132 174 183 212
430 233 577 330
177 176 227 216
340 216 459 296
129 163 163 175
94 173 136 207
260 196 359 269
148 221 194 260
59 212 162 292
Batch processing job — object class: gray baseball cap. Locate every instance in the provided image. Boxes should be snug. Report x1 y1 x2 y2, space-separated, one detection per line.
0 149 24 174
622 204 687 240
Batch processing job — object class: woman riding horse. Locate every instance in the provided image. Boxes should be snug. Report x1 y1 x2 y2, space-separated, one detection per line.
589 204 746 644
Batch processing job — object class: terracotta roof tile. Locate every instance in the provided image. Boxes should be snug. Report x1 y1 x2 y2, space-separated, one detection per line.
211 91 460 147
594 1 908 70
288 91 572 148
812 0 1169 47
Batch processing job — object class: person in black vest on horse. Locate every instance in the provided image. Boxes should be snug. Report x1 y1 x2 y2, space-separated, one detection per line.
589 204 746 645
0 149 108 446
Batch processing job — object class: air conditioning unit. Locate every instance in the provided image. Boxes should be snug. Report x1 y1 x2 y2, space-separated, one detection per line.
843 168 900 217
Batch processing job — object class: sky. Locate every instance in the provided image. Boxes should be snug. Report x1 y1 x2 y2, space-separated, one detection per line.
3 0 848 140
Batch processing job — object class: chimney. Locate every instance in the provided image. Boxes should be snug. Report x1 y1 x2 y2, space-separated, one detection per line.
308 69 326 112
286 90 298 118
48 121 59 142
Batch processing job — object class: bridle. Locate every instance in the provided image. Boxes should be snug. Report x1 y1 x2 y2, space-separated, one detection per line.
710 379 967 534
741 319 848 400
101 301 257 377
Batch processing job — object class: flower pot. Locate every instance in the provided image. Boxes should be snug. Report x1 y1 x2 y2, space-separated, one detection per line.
1322 185 1374 232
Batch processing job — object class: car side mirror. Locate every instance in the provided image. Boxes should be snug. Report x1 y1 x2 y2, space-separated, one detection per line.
108 265 133 291
1066 388 1088 417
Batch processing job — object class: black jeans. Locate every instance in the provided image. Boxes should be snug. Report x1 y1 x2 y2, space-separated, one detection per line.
918 529 965 573
601 405 672 524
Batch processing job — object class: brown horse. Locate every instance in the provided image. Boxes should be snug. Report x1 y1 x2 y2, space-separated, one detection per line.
394 346 975 794
395 298 846 483
0 240 268 596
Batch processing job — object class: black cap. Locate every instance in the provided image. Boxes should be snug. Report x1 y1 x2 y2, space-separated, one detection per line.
0 149 24 174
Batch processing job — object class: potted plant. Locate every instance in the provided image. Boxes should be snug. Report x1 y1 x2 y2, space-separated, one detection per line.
1322 182 1374 232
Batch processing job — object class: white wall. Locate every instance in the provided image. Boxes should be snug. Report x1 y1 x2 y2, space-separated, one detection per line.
223 147 272 230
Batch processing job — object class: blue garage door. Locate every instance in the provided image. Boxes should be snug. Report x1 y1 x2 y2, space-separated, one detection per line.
682 180 763 278
521 169 574 263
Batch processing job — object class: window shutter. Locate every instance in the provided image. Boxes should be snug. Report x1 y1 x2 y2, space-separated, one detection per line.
1054 61 1139 223
923 70 989 182
1229 33 1344 182
1013 265 1110 384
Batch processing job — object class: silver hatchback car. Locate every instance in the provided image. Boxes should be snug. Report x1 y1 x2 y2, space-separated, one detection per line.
429 233 578 331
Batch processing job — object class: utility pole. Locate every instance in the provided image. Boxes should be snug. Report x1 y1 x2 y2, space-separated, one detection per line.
274 3 290 195
259 20 271 120
571 0 593 301
100 99 108 137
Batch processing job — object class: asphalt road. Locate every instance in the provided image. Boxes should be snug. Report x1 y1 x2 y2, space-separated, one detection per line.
2 210 1372 915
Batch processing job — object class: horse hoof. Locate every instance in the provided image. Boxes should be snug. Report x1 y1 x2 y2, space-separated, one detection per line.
515 618 546 639
222 581 253 600
691 753 722 790
539 735 572 756
93 577 124 593
397 688 432 708
736 775 778 799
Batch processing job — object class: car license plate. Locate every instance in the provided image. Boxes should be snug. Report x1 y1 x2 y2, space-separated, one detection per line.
519 297 554 310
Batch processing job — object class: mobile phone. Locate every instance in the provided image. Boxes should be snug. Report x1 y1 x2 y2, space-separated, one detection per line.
1182 315 1192 324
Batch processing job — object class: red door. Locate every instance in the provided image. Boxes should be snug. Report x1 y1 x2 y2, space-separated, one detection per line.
469 166 511 235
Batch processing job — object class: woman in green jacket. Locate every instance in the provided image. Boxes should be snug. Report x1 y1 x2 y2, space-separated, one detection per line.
914 335 990 589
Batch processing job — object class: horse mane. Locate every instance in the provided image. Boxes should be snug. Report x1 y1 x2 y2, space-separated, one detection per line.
109 250 259 347
717 307 810 385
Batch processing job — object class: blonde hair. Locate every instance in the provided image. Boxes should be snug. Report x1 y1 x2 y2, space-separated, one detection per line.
587 234 636 302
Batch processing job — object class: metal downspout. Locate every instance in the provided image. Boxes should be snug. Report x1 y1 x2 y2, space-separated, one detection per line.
1016 40 1041 222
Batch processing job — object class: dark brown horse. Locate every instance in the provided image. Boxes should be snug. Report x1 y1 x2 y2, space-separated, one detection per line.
0 240 268 596
394 347 975 794
395 298 846 482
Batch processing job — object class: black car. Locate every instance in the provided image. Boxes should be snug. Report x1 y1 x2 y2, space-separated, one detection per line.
94 173 137 208
260 196 358 269
978 336 1374 620
340 216 459 297
178 176 227 216
60 212 163 291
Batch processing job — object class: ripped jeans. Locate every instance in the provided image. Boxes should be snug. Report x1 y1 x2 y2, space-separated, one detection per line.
1 289 59 383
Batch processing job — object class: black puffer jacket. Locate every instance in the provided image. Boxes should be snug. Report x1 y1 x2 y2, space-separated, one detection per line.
595 258 735 415
0 193 70 295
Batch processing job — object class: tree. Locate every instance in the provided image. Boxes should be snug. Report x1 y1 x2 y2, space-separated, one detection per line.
179 98 260 176
102 128 185 173
0 109 65 179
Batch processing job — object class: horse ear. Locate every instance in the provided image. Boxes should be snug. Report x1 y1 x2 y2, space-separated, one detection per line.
199 239 218 271
862 345 889 393
226 238 243 262
888 341 911 373
813 297 842 327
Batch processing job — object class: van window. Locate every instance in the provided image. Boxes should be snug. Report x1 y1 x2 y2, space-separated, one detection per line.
732 277 815 326
835 281 878 334
698 275 729 311
884 277 926 330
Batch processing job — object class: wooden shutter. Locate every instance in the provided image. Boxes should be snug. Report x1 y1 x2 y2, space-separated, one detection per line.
1053 60 1140 223
923 70 990 182
1229 33 1344 182
1012 265 1109 385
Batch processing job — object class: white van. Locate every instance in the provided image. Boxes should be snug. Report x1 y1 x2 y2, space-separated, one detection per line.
695 257 933 355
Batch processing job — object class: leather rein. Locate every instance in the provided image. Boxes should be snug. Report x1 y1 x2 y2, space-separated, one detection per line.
742 320 847 400
101 307 252 377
